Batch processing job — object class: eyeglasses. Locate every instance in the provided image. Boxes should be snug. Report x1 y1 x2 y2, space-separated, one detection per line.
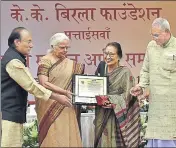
150 33 161 38
103 51 116 57
20 39 33 45
150 30 165 39
55 45 70 50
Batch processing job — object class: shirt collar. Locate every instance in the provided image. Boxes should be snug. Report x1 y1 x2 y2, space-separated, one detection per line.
11 47 26 59
10 47 27 65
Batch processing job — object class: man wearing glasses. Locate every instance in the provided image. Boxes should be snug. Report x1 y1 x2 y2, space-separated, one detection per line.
130 18 176 147
1 27 72 147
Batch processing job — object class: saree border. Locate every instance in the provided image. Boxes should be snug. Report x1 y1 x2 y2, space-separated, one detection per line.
38 60 85 146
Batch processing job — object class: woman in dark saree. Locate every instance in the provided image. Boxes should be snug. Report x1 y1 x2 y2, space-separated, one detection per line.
94 42 140 147
35 33 84 147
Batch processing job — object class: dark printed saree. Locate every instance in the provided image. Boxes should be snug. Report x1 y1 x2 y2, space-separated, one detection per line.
94 61 140 147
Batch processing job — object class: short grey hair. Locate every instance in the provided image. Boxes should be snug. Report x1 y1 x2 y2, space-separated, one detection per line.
152 17 170 31
48 33 69 53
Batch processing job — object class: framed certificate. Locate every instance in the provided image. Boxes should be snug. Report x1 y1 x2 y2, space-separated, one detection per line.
72 75 107 105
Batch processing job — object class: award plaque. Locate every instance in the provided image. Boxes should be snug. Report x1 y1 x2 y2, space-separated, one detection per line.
72 75 107 105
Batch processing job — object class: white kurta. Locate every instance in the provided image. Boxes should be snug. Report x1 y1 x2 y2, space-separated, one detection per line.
139 36 176 140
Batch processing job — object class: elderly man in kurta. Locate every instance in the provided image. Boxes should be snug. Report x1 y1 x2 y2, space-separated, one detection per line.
131 17 176 147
